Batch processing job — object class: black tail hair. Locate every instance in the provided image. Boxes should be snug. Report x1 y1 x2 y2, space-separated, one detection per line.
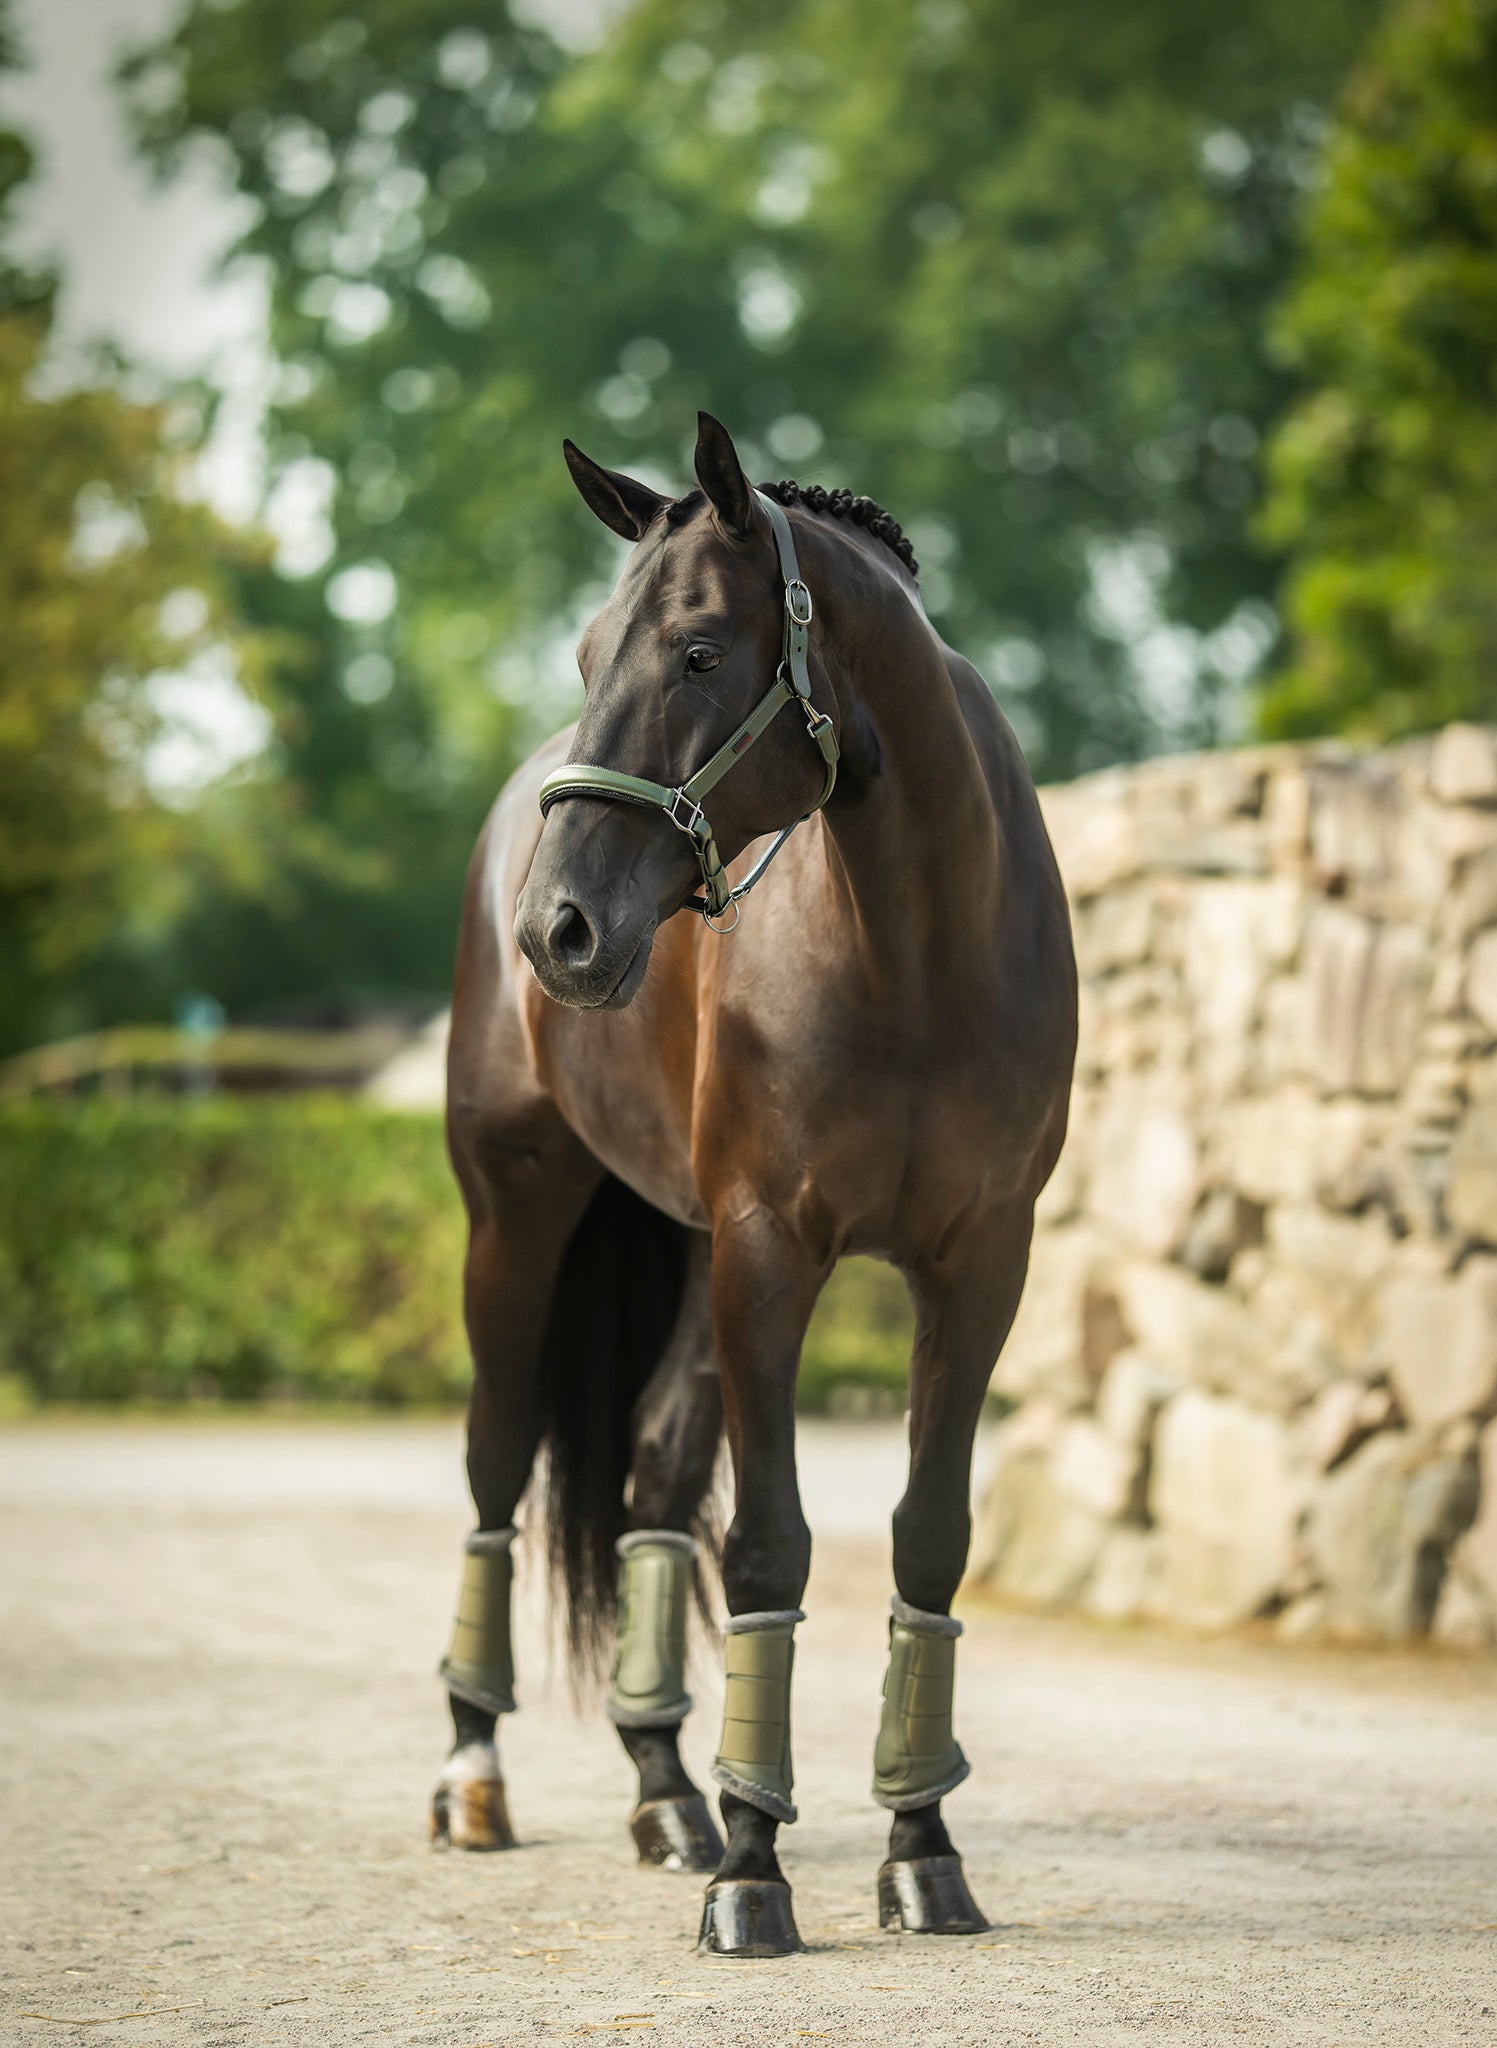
537 1173 710 1672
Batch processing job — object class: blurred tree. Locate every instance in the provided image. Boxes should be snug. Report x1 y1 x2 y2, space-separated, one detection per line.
0 7 273 1057
135 0 1368 824
1260 0 1497 739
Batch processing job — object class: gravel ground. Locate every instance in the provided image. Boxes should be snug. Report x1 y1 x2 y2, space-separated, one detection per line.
1 1416 1494 2048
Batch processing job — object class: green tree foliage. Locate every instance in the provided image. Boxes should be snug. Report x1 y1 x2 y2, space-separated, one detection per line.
1261 0 1497 739
0 7 270 1055
128 0 1365 977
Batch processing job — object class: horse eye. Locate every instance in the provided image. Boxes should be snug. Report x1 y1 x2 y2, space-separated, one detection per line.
686 645 721 672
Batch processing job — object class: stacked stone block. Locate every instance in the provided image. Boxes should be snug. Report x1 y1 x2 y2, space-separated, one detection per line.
969 725 1497 1648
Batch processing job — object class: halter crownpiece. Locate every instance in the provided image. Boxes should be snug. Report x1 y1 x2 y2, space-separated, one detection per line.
536 491 840 933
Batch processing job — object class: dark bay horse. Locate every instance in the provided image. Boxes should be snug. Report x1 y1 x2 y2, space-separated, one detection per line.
434 412 1076 1957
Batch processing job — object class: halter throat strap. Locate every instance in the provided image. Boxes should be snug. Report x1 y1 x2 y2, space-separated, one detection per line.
535 491 839 930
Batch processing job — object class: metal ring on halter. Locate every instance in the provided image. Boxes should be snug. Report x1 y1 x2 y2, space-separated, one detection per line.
702 898 741 935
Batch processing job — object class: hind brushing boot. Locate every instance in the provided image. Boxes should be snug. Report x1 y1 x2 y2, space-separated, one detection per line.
431 1527 517 1849
609 1531 721 1871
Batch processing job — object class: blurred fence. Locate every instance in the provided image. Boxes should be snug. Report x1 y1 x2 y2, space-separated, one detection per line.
0 1025 410 1101
969 727 1497 1649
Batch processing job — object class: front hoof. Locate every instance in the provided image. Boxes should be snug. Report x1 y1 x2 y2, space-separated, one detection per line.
697 1879 802 1958
631 1794 724 1872
877 1854 987 1934
430 1741 515 1851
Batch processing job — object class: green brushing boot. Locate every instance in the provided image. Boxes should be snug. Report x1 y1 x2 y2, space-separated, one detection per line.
873 1596 985 1935
699 1608 805 1956
433 1527 518 1850
610 1531 721 1871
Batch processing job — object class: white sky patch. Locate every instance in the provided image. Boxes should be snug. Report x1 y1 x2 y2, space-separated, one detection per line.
343 651 395 705
766 411 823 463
735 259 802 348
158 586 211 639
2 0 275 532
3 0 284 797
991 637 1046 691
265 458 336 578
753 140 830 228
1087 536 1277 746
507 0 631 52
1133 623 1205 734
1087 536 1172 642
2 0 265 398
326 560 398 626
485 582 616 750
68 481 147 568
143 648 274 805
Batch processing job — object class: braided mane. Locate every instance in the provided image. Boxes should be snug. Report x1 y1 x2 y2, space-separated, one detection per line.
665 477 919 577
757 478 919 577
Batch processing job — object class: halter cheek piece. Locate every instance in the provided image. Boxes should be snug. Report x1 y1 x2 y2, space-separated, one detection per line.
535 492 840 934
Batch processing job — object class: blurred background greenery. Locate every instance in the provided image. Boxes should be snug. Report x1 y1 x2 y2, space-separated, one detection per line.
1 0 1493 1407
0 1097 917 1413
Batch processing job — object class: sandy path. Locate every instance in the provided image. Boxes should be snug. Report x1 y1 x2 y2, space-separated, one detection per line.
1 1417 1494 2047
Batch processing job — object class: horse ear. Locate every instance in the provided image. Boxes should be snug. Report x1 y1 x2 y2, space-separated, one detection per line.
693 410 756 540
562 440 667 541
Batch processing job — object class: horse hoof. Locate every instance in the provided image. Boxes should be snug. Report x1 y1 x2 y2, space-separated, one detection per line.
430 1742 516 1851
630 1794 724 1872
697 1879 802 1958
876 1854 987 1934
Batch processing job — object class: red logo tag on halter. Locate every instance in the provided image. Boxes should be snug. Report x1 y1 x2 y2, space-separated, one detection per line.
732 730 754 754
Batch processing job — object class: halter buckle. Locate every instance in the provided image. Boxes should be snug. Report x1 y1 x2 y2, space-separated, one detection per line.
665 787 707 839
784 580 813 627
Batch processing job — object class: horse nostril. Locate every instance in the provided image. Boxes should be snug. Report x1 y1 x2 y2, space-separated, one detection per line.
548 900 599 970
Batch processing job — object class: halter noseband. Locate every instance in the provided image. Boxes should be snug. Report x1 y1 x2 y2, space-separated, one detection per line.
535 492 840 934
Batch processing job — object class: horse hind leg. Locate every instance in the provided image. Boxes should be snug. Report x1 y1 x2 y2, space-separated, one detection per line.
612 1231 725 1874
432 1528 520 1851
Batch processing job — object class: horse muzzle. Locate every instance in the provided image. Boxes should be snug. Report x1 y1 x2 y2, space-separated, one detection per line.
514 875 657 1010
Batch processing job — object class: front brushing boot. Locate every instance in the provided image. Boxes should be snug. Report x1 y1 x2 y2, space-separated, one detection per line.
872 1596 986 1933
609 1530 721 1871
698 1608 805 1957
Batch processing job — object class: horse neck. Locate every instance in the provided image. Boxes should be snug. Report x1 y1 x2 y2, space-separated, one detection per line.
812 553 1002 960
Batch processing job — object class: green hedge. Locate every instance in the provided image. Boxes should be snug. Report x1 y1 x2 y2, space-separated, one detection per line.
0 1098 913 1412
0 1098 469 1404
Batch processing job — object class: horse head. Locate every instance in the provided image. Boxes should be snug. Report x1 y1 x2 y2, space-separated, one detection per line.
514 412 836 1009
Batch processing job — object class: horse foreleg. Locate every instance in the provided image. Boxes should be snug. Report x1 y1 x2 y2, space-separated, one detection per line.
696 1213 823 1958
612 1232 725 1872
432 1136 598 1850
878 1205 1034 1932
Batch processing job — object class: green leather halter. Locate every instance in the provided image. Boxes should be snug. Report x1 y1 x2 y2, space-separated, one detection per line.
536 492 840 933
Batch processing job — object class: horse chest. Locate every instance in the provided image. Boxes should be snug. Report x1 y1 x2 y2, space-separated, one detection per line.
694 998 1027 1256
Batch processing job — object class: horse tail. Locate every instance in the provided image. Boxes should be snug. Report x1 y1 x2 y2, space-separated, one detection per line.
537 1172 699 1674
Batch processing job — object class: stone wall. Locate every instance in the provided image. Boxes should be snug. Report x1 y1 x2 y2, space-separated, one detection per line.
969 725 1497 1648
